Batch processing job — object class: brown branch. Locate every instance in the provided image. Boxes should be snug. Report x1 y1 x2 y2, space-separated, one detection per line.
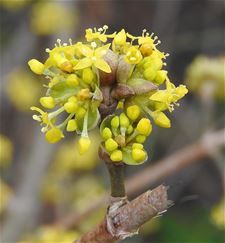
55 128 225 230
75 185 169 243
105 161 126 198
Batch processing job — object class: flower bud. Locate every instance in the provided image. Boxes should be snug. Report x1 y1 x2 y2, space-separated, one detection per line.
114 29 126 45
64 101 78 113
152 111 171 128
139 43 153 57
119 113 130 128
66 74 79 87
143 67 157 81
126 125 133 134
143 56 163 70
132 143 143 149
136 135 146 143
126 105 140 121
28 59 44 75
76 107 86 120
78 137 91 155
66 119 77 132
110 149 123 162
40 97 55 109
105 138 118 152
111 116 119 129
136 118 152 135
82 68 95 84
102 127 112 140
154 70 167 85
77 89 91 101
45 128 63 144
132 148 147 162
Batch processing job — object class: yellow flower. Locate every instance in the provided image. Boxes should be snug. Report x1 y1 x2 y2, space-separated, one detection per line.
85 28 108 42
74 43 111 73
31 106 50 125
125 46 142 64
150 80 188 112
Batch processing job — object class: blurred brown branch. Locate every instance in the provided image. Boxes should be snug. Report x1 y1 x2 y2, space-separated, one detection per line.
56 128 225 230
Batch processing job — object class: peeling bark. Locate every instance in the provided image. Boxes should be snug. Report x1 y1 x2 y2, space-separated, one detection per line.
75 185 169 243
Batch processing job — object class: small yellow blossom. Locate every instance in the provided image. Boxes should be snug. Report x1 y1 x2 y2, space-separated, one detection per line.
125 46 142 64
74 43 111 73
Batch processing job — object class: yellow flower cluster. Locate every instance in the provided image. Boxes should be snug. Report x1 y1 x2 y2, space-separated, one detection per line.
29 26 188 161
5 69 41 112
101 105 152 164
185 55 225 100
30 1 76 36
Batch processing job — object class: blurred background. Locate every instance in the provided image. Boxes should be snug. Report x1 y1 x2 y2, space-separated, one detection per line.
0 0 224 242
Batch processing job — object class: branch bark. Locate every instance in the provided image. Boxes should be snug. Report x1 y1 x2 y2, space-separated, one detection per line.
75 185 169 243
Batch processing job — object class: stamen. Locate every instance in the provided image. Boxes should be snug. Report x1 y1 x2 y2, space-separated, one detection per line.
57 39 62 46
32 115 41 122
41 127 48 133
103 25 108 30
91 42 97 48
45 48 50 53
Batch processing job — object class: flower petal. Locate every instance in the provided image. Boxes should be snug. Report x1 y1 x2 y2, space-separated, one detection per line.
95 44 111 58
94 58 111 73
74 58 92 70
79 45 93 57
